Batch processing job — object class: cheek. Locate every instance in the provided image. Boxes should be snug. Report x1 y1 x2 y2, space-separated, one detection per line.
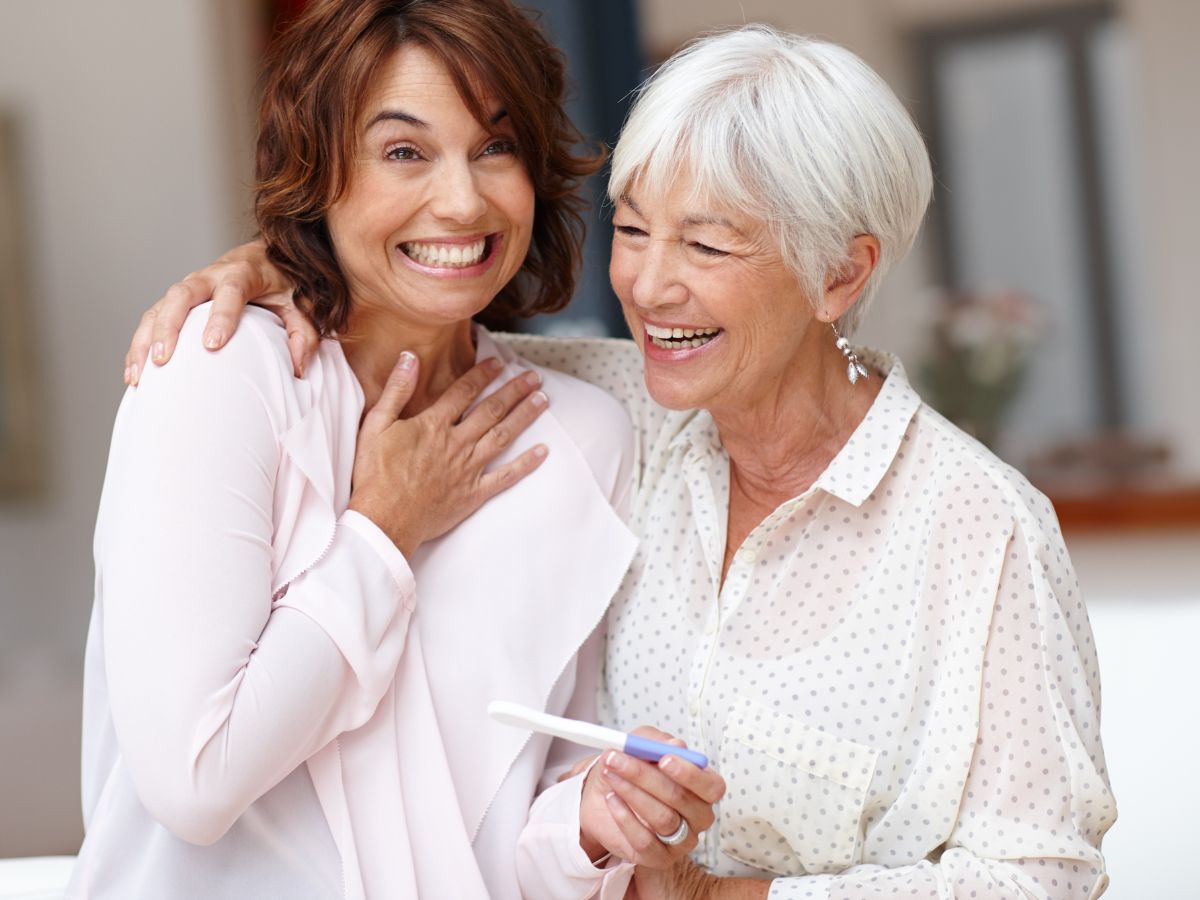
499 172 536 260
608 245 636 301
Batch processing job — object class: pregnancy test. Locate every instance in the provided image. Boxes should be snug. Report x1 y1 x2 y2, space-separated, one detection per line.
488 700 709 769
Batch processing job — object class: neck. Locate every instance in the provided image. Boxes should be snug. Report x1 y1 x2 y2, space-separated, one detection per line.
712 336 881 506
340 306 477 415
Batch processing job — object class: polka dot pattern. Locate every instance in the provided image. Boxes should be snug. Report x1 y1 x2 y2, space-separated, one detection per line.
501 336 1116 900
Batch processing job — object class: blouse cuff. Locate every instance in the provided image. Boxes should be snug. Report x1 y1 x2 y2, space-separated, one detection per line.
338 509 416 605
519 763 635 898
765 875 834 900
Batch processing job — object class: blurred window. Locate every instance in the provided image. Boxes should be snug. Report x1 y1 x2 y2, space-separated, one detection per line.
915 3 1141 455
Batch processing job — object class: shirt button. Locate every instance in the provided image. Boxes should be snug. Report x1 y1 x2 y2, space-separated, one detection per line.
736 547 757 564
704 621 717 636
689 700 700 716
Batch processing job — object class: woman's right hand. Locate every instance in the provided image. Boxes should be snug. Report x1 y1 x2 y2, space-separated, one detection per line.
348 352 549 557
578 727 725 869
125 239 319 385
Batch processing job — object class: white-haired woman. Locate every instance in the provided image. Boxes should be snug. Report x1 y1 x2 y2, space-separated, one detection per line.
124 25 1114 900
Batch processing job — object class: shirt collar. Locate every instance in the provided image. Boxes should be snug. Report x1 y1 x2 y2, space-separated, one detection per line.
669 348 921 507
813 349 920 506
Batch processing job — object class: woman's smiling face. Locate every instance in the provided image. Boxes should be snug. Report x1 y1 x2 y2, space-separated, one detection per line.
610 180 820 416
325 43 535 328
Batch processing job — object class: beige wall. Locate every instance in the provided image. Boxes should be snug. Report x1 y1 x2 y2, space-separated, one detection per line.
1119 0 1200 471
0 0 246 855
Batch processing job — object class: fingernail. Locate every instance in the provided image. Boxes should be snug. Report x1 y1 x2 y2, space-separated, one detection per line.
660 756 675 772
151 342 165 363
123 366 131 384
606 751 623 770
486 357 503 372
530 391 547 408
533 444 548 459
604 791 617 804
204 329 223 350
129 363 139 385
524 370 542 387
399 351 416 371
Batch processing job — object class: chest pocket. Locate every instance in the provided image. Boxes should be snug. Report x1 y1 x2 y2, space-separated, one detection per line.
718 698 878 876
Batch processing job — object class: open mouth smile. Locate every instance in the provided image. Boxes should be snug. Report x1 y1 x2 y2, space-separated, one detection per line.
644 322 723 350
397 233 502 277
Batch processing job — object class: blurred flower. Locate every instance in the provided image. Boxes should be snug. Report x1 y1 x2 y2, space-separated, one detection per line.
918 288 1043 449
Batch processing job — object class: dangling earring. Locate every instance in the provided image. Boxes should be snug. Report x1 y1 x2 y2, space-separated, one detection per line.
832 323 868 384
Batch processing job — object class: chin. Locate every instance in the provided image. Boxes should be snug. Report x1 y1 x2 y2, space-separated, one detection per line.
642 369 706 411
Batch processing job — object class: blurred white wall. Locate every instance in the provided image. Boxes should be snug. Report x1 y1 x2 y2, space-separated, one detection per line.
0 0 248 855
1070 530 1200 900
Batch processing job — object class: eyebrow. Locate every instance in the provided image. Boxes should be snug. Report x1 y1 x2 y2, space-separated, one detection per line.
366 107 509 131
682 213 739 232
619 193 741 233
367 110 428 130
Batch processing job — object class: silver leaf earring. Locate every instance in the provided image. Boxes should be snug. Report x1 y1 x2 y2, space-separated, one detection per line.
832 323 869 385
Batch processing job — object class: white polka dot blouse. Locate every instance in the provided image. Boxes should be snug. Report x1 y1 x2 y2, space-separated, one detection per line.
503 335 1115 900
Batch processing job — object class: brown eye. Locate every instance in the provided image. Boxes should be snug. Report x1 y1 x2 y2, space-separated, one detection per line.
481 139 518 157
385 144 422 161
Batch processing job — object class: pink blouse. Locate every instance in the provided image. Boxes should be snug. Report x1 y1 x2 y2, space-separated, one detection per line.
69 307 637 899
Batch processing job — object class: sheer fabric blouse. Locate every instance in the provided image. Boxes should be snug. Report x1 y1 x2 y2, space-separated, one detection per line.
69 312 636 900
507 337 1115 900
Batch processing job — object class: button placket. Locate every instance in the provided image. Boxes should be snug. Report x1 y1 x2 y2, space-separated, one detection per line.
681 441 727 752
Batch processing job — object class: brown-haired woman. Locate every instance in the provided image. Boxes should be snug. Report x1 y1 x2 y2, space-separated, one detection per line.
71 1 720 898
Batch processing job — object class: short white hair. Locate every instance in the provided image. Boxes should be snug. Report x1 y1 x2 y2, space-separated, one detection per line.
609 25 932 335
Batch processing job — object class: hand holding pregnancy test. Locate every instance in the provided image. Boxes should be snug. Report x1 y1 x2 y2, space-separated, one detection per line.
488 700 709 768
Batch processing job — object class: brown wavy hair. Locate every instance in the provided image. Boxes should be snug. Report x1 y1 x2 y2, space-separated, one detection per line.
255 0 603 335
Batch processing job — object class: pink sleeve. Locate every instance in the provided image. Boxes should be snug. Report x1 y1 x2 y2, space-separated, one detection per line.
516 764 635 900
97 325 413 846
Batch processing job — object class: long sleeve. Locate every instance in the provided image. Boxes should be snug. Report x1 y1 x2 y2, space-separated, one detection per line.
95 323 414 846
764 516 1115 900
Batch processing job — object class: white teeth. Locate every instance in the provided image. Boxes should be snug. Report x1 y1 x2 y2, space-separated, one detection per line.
401 237 487 268
648 330 720 350
644 323 721 342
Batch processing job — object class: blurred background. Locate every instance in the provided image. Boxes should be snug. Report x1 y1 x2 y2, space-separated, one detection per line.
0 0 1196 896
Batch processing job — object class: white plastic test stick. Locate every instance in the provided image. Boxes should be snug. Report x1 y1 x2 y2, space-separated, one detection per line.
488 700 709 768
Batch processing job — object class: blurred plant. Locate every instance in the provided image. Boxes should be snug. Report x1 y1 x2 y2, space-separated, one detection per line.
918 288 1042 449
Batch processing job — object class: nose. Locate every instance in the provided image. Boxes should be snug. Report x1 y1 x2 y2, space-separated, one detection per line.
630 240 687 310
428 158 487 224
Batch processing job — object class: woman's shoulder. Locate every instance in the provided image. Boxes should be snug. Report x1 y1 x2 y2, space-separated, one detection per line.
126 304 319 441
141 303 295 381
492 332 647 407
523 355 634 462
913 401 1064 548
